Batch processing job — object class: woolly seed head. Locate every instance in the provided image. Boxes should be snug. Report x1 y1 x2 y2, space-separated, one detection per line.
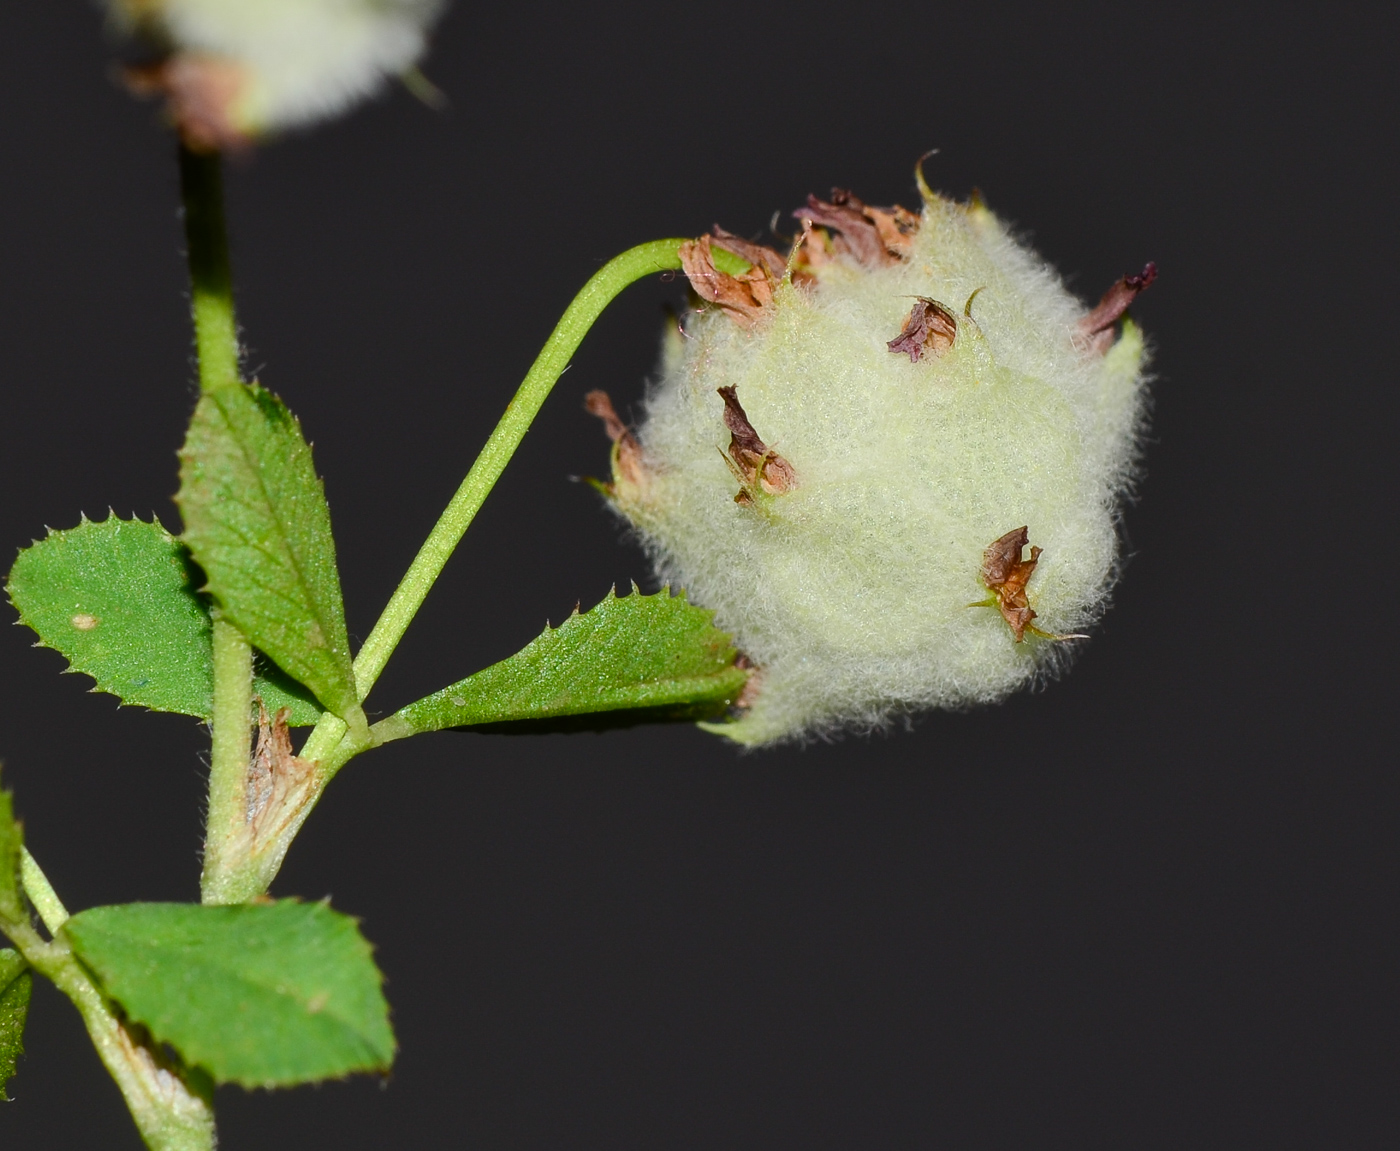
590 181 1154 746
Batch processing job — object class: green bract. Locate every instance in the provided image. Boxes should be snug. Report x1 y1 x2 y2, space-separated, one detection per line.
62 900 393 1088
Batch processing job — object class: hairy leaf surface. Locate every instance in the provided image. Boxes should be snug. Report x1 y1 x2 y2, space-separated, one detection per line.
177 383 360 727
63 900 393 1088
378 588 748 739
0 950 31 1100
0 776 20 922
6 516 321 724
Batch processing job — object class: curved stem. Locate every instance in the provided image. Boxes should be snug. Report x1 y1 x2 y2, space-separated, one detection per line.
251 240 688 898
298 237 687 772
349 238 688 703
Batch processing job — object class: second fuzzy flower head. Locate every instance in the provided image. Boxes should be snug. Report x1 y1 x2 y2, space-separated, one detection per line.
590 175 1154 746
105 0 446 148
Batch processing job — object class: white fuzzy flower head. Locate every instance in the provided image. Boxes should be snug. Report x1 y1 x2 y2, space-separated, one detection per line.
106 0 446 148
588 175 1154 746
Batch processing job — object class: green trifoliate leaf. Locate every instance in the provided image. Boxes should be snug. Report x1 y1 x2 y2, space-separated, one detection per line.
5 516 321 725
0 950 31 1100
62 900 393 1089
375 588 748 740
177 383 362 731
0 774 21 923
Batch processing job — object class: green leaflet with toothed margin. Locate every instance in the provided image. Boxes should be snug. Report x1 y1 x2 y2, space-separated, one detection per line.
176 382 360 727
376 588 749 740
0 950 31 1101
0 773 20 923
5 516 322 724
62 900 393 1089
0 782 32 1101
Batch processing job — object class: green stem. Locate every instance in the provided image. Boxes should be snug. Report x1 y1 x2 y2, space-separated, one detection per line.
19 847 67 933
178 145 239 395
267 240 687 887
3 867 214 1150
179 145 259 905
350 237 688 703
200 617 253 904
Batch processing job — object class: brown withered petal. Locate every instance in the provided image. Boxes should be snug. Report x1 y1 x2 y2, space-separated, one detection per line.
791 189 917 267
981 526 1043 642
584 390 648 490
867 204 921 260
679 235 776 328
710 228 789 279
1078 261 1158 350
888 297 958 362
793 189 888 267
791 220 833 277
717 386 798 496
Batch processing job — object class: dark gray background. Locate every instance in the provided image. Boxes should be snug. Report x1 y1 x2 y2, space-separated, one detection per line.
1 1 1395 1147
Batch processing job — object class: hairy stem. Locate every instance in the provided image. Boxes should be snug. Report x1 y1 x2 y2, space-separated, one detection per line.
179 144 259 908
201 617 254 904
178 145 239 396
4 860 215 1151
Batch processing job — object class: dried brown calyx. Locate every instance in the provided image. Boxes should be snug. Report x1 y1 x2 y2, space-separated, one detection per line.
888 297 958 362
980 526 1044 642
584 390 650 497
979 527 1089 643
791 188 920 268
679 234 778 328
710 228 789 279
716 386 798 504
1078 262 1158 353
